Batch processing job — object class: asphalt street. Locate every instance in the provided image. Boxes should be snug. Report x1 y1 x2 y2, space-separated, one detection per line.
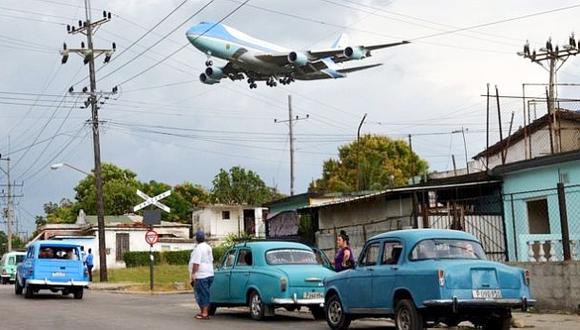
0 285 578 330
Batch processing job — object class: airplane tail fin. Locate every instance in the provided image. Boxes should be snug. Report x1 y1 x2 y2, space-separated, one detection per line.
331 33 349 49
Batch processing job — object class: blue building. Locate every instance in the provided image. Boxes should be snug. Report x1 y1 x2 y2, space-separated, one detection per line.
492 150 580 261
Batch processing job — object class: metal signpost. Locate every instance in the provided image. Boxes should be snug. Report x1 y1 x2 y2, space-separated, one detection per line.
134 190 171 291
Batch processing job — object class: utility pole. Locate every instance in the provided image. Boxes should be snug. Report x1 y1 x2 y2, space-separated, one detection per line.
357 113 367 190
60 0 116 281
274 95 308 196
518 35 579 153
0 155 23 252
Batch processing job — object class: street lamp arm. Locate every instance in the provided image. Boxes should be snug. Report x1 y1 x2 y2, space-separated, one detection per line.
50 163 91 176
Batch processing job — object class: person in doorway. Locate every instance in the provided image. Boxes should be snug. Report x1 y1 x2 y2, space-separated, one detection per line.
85 248 94 281
334 230 355 271
189 230 214 320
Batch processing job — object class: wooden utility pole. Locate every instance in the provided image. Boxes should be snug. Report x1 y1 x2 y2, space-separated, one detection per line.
274 95 308 196
60 0 116 281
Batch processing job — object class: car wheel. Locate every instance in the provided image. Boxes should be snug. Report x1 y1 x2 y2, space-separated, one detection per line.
394 299 423 330
74 288 84 300
249 291 265 320
482 315 511 330
14 278 23 295
24 283 34 299
208 303 217 316
310 306 325 320
325 294 351 330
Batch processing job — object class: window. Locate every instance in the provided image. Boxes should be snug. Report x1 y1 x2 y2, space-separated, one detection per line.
265 249 318 265
382 241 403 265
116 233 130 261
237 249 253 266
222 211 230 220
527 199 550 234
38 246 79 260
222 250 236 268
409 239 485 260
360 243 380 266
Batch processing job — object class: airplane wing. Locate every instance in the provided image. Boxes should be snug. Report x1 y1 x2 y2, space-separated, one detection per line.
337 63 383 73
255 40 409 65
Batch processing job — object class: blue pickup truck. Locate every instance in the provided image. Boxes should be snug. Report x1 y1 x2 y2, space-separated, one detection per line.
15 241 89 299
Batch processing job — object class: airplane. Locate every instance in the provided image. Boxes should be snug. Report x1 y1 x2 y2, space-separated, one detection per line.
185 21 409 89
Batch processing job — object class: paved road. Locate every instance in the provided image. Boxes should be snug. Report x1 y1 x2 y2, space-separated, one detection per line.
0 285 577 330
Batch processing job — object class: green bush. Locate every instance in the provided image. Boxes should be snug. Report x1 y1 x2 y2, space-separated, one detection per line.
164 249 192 265
123 251 162 267
212 244 228 265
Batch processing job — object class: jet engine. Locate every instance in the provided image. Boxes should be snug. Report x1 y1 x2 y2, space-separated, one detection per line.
199 73 220 85
205 66 225 79
287 51 309 66
344 46 366 59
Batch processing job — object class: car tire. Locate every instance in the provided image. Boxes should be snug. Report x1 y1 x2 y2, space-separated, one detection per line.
24 283 34 299
310 306 325 320
394 299 423 330
325 294 351 330
482 315 511 330
249 291 265 320
74 288 84 300
208 303 217 316
14 278 23 295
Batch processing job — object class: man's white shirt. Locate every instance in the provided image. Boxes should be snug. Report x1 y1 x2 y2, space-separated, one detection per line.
189 242 214 279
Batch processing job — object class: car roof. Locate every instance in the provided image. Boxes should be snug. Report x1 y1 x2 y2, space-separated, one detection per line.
31 240 82 248
234 240 313 253
369 229 479 246
3 251 26 256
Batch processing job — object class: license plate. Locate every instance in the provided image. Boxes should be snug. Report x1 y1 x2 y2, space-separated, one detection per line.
303 291 323 299
52 272 66 277
472 289 502 299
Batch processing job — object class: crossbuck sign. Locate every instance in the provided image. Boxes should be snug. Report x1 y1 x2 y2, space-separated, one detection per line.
133 189 171 213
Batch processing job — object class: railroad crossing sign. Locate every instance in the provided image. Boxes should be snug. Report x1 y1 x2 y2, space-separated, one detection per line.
145 229 159 245
133 189 171 213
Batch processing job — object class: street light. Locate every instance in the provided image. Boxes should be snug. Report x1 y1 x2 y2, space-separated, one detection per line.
50 163 91 176
451 127 469 174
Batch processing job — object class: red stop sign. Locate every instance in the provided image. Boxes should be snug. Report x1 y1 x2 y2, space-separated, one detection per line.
145 229 159 245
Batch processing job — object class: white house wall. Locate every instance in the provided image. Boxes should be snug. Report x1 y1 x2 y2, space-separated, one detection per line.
192 207 265 239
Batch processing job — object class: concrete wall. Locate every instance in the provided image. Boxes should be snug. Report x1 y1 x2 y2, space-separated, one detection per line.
509 261 580 312
316 195 414 260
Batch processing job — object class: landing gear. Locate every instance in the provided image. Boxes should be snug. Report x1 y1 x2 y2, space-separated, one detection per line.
266 77 277 87
279 75 295 85
247 78 257 89
205 60 213 67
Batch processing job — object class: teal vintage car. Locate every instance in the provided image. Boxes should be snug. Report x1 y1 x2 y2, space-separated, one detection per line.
1 251 26 284
324 229 535 330
210 241 335 320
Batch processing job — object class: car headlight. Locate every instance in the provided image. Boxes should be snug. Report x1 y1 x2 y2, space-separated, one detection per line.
523 270 530 286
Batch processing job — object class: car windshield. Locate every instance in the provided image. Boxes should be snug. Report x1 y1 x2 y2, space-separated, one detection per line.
410 239 486 260
266 249 318 265
15 255 25 263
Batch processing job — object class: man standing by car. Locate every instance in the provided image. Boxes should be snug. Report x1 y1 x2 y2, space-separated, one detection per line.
189 231 214 320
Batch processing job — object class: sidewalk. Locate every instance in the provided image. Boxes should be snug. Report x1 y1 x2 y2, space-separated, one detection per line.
88 281 192 295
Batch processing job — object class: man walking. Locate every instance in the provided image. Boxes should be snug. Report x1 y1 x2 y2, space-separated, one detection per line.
189 230 214 320
85 248 94 282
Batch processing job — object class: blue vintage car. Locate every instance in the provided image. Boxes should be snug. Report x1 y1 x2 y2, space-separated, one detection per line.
323 229 535 330
210 241 335 320
15 241 89 299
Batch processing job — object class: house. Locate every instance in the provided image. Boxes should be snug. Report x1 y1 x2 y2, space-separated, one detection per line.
32 211 195 270
472 109 580 171
491 149 580 262
191 205 266 241
299 172 505 261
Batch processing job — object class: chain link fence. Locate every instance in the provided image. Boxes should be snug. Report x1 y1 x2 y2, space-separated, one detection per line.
503 183 580 262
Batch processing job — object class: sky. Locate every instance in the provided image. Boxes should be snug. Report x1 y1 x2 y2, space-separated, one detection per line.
2 0 580 235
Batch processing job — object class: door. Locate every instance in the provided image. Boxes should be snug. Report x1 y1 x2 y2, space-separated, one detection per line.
229 248 253 303
372 241 402 310
243 209 255 236
212 249 236 303
348 241 381 309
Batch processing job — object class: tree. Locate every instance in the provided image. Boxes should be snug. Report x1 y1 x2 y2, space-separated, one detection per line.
311 135 428 192
0 231 25 255
74 163 141 216
210 166 284 205
43 198 77 224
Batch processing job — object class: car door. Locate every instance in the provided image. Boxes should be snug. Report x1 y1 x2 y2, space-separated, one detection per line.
229 248 253 303
348 241 381 309
371 240 403 311
212 249 237 303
